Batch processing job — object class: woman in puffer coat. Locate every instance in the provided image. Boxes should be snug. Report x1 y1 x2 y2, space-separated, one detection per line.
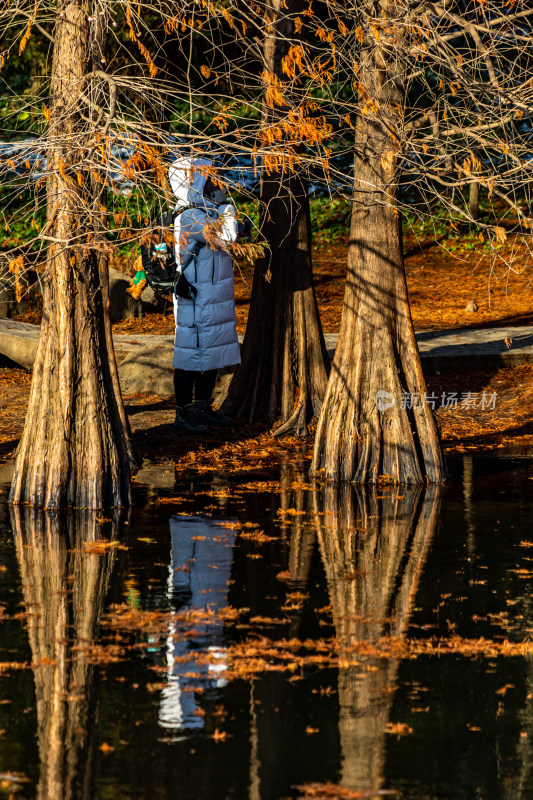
169 156 242 433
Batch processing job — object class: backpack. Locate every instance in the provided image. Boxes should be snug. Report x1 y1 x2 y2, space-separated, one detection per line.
140 207 201 299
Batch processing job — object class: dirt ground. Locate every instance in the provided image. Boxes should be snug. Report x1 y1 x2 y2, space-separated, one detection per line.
2 234 532 474
2 361 532 475
110 231 533 337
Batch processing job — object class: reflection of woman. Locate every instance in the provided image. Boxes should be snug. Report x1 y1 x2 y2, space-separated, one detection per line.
159 515 235 731
169 157 242 434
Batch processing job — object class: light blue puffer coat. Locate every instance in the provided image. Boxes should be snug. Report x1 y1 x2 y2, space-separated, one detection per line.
169 157 241 372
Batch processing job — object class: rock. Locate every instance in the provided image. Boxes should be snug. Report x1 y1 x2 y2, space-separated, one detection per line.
0 319 39 369
108 266 142 322
118 340 174 396
213 368 236 407
140 283 168 314
0 459 15 487
134 461 176 488
465 299 478 313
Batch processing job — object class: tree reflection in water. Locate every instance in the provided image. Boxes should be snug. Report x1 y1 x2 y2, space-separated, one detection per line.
10 507 121 800
7 477 444 800
311 483 443 794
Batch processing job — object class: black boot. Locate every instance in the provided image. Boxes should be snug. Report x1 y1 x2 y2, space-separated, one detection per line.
173 405 207 434
192 400 232 428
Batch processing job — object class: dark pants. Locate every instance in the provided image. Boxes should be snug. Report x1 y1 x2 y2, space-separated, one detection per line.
174 368 217 408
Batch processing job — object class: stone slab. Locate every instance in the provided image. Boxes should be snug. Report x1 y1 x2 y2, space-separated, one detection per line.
324 327 533 369
118 340 174 396
0 459 14 486
0 320 531 396
0 318 39 370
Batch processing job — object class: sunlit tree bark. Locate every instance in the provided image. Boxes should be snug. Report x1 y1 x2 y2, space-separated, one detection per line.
223 0 329 436
3 0 531 488
312 0 445 484
10 1 137 509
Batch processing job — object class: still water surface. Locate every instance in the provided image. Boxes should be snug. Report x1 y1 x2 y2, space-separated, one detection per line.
0 456 532 799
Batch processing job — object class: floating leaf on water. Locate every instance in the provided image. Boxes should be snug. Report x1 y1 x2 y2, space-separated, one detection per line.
384 722 413 738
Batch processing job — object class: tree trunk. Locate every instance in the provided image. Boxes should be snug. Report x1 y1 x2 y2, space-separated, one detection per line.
312 5 445 484
10 1 137 509
222 0 329 437
469 180 480 220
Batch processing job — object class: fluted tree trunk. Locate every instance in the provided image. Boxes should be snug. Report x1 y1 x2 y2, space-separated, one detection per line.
312 0 444 484
223 0 329 437
10 0 137 509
